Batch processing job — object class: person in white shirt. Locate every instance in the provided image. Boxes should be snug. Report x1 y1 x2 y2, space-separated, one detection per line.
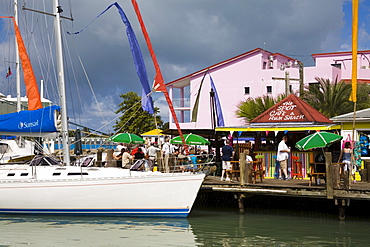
162 140 171 155
116 143 126 152
162 139 172 172
147 143 160 168
277 135 291 180
245 149 253 162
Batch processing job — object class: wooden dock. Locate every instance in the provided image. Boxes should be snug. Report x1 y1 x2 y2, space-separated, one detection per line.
202 176 370 199
200 176 370 220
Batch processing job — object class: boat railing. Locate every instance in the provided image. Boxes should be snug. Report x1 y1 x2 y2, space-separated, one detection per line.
160 153 215 174
75 153 216 175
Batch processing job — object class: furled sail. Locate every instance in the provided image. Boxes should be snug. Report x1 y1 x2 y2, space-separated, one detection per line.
0 105 60 137
0 16 42 110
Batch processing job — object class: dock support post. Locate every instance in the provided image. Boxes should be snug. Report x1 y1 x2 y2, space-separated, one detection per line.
237 193 245 213
240 151 246 185
343 171 349 189
96 149 102 167
332 163 340 189
335 199 350 221
246 158 252 184
106 149 116 167
156 152 163 172
325 152 333 199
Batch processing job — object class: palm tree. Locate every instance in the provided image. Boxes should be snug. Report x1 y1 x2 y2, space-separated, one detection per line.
302 77 365 118
236 94 285 121
355 83 370 111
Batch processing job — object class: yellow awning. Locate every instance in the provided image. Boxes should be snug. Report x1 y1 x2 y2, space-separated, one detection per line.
141 129 163 136
216 125 341 132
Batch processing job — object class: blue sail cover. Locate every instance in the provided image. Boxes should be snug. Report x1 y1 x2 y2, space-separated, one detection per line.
0 105 60 136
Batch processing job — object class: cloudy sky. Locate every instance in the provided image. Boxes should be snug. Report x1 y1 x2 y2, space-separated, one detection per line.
0 0 369 134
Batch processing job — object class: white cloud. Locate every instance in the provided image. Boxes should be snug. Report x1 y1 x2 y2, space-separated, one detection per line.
153 94 169 123
69 94 118 133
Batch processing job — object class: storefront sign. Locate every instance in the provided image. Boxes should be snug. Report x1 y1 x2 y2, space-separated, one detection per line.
268 101 305 121
250 94 333 124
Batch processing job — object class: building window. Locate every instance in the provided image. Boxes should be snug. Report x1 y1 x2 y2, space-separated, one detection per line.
289 85 292 93
266 86 272 94
308 82 319 90
244 87 250 95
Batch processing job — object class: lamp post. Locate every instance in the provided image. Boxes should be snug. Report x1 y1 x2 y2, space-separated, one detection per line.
272 60 304 97
294 60 304 96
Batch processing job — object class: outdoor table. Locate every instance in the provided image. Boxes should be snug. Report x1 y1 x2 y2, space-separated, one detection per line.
307 163 326 186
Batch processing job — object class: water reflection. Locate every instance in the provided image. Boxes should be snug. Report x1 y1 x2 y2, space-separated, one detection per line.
189 209 370 246
0 216 195 247
1 211 370 246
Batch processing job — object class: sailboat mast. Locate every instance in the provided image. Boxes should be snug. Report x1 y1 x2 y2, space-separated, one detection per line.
14 0 21 112
53 0 70 165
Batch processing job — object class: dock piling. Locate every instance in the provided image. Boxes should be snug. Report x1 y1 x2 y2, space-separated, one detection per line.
335 199 350 221
237 193 245 213
240 152 246 185
325 152 333 199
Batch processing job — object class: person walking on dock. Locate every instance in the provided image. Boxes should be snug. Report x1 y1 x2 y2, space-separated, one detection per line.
277 135 291 180
221 139 234 182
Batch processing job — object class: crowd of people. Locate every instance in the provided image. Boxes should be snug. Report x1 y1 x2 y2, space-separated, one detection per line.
108 138 211 172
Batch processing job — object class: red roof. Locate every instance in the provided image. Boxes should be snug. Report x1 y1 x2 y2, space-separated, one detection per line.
250 94 333 124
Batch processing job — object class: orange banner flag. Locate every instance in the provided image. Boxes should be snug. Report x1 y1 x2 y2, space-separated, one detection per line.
0 16 42 110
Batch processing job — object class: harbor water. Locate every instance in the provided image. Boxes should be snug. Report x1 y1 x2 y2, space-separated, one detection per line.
1 207 369 246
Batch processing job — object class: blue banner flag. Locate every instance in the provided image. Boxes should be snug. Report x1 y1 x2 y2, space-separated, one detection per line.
209 75 225 127
67 2 154 114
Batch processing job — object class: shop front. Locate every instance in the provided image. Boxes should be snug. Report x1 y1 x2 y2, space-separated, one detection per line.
331 108 370 176
217 94 341 178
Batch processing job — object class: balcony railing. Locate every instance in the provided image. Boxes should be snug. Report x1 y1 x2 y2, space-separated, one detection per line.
172 98 190 108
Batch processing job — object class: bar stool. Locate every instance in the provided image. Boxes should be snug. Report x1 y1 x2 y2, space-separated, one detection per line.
291 155 303 179
253 155 265 183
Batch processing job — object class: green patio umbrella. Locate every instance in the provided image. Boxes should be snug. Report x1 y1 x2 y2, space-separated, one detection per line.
295 131 343 151
170 134 210 145
108 133 145 144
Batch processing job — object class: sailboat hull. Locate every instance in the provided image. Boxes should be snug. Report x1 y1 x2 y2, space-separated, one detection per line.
0 171 204 217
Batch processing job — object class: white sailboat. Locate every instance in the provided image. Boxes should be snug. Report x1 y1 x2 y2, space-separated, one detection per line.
0 0 204 217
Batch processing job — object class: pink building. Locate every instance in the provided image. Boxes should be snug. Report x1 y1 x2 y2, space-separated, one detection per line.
166 48 370 131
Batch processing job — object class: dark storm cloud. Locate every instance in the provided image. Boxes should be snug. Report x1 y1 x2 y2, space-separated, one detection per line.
0 0 346 130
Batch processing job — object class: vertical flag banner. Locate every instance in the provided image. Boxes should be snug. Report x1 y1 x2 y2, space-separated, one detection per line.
209 74 225 127
350 0 358 102
6 67 12 78
131 0 166 92
0 16 42 110
67 2 154 114
191 70 208 122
